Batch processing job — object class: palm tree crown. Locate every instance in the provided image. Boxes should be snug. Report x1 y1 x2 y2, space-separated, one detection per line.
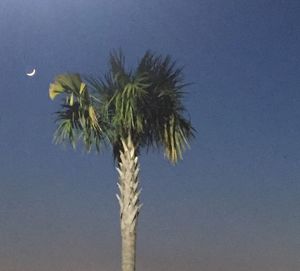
50 50 195 163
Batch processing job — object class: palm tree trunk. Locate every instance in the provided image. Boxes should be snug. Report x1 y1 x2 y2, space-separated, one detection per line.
116 136 142 271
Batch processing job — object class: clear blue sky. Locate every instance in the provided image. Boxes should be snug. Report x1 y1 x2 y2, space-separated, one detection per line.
0 1 299 270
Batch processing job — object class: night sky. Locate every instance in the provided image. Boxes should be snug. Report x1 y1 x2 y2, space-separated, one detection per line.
1 1 300 270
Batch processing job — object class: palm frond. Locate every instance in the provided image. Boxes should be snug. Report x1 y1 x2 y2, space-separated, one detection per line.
135 52 195 163
49 74 105 152
161 114 195 163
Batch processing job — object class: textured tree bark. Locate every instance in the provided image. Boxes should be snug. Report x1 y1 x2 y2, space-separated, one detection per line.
116 136 142 271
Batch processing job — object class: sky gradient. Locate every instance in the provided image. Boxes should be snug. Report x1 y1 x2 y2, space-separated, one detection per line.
0 0 300 270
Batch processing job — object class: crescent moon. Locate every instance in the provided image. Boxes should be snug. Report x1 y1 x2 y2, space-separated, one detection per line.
26 69 36 77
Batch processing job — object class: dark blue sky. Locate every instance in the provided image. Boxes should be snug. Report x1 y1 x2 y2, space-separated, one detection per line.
0 1 299 270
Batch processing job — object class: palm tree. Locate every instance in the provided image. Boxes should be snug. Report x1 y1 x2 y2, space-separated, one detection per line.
49 50 194 271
